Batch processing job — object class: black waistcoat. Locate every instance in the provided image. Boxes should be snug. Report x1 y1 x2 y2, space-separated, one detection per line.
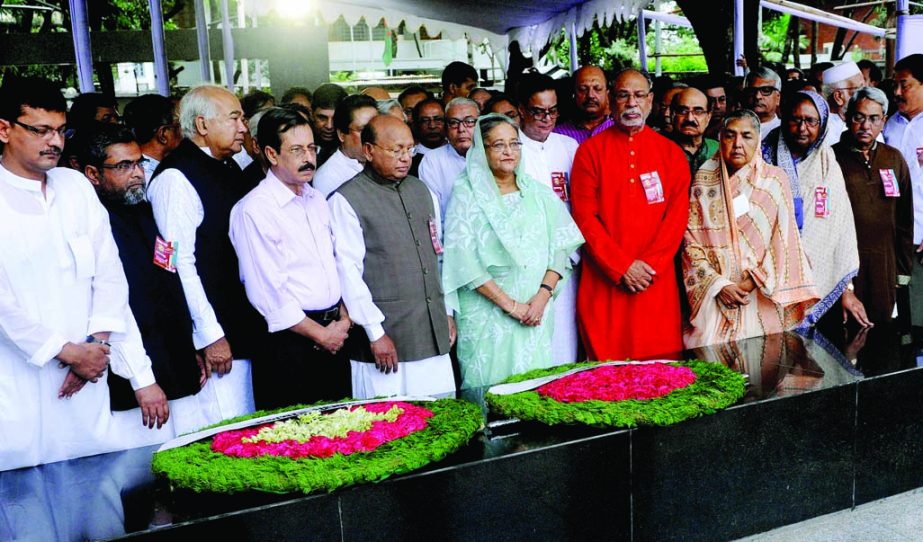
151 139 266 359
103 201 201 410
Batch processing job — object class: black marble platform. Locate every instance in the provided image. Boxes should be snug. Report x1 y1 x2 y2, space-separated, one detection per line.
2 325 921 542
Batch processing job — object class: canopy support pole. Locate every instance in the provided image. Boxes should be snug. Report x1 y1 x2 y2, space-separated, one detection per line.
637 11 648 72
148 0 169 95
568 20 578 72
68 0 94 93
897 0 909 60
733 0 745 76
654 19 662 76
194 0 211 83
220 0 235 91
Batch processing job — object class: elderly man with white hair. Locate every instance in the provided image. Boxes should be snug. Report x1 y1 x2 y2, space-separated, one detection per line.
833 86 914 325
418 97 480 219
147 84 262 412
822 61 868 145
743 67 783 140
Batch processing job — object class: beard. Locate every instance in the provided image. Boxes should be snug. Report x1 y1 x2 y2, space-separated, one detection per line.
101 183 146 206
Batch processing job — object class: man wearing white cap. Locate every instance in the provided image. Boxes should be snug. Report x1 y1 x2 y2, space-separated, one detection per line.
823 62 867 145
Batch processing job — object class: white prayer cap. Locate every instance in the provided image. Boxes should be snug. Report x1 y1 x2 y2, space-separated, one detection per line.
822 62 862 85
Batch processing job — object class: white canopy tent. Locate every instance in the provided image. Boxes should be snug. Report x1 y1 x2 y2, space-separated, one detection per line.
63 0 914 96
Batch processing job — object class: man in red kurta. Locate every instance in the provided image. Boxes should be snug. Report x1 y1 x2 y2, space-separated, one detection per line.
571 68 691 360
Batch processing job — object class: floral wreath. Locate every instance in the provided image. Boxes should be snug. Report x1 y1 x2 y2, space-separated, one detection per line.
152 398 483 494
486 360 746 428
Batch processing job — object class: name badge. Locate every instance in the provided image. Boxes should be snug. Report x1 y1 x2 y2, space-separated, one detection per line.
640 171 665 204
732 194 750 219
814 187 829 218
551 172 569 202
879 168 900 197
916 147 923 168
153 236 178 273
428 216 444 255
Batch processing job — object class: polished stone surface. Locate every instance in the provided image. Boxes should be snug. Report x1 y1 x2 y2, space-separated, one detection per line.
2 325 922 541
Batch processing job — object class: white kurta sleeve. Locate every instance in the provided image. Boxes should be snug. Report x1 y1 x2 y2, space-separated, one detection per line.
107 308 156 390
328 193 386 342
85 191 130 335
148 169 225 349
229 203 306 332
0 263 68 367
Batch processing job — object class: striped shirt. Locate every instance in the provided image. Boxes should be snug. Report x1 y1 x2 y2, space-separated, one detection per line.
553 117 615 144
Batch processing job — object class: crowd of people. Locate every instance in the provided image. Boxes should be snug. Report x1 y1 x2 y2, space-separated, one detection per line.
1 53 920 470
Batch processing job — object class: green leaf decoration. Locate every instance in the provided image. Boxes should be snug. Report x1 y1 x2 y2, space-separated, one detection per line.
151 398 483 495
486 360 746 428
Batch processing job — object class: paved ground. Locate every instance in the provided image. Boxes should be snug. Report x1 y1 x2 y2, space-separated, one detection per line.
735 488 923 541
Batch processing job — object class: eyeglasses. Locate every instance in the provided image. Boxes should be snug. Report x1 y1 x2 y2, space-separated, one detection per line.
12 120 75 140
672 106 709 118
746 86 778 97
417 116 445 126
613 90 651 102
788 117 821 128
371 143 415 158
486 140 523 153
849 113 884 126
526 106 559 120
99 158 149 173
286 144 318 157
446 117 477 129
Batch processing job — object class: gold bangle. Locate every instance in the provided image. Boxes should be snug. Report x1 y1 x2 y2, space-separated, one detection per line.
506 301 518 315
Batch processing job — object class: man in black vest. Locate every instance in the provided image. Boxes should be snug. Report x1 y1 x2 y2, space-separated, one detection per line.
147 84 264 413
80 123 201 417
328 115 457 398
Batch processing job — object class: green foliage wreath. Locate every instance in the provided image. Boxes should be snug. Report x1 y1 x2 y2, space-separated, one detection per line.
151 398 483 495
486 361 746 428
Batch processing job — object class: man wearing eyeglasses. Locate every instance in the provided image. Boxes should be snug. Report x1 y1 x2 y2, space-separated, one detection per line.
230 108 351 407
0 78 163 469
667 88 718 177
834 87 913 327
313 94 378 197
822 62 868 146
885 53 923 337
329 115 456 398
516 72 582 364
744 67 783 140
83 123 209 435
418 97 480 220
571 68 691 362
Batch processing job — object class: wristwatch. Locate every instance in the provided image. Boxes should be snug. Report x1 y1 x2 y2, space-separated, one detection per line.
846 282 855 292
86 335 112 347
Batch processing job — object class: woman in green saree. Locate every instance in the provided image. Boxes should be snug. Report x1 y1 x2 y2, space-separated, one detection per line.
443 114 584 389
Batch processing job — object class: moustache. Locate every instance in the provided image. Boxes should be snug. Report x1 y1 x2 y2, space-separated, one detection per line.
583 99 599 107
299 162 316 172
40 146 62 156
682 121 699 128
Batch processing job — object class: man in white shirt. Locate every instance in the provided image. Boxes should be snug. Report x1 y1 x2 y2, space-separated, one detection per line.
0 77 167 470
418 97 480 219
230 108 351 407
822 62 867 146
744 67 782 140
122 94 180 185
329 115 456 398
147 84 261 411
516 73 582 365
411 98 447 157
312 94 378 197
885 54 923 332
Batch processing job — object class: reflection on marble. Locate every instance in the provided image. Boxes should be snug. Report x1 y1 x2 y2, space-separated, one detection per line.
4 324 923 541
687 330 860 402
0 446 158 541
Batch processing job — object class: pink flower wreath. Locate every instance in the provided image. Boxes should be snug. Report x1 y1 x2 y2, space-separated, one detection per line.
211 401 433 459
